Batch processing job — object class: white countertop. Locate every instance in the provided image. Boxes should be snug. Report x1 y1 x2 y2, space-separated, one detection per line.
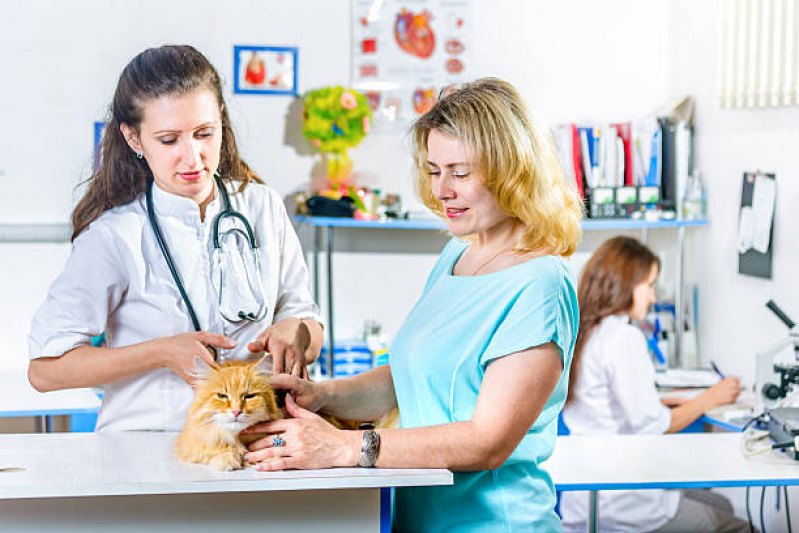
0 432 452 500
547 432 799 490
0 370 100 417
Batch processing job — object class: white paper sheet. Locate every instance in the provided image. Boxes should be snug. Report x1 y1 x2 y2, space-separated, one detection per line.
751 174 776 253
655 369 721 388
738 205 754 253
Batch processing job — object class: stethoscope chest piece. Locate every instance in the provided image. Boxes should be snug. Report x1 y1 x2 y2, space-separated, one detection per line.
146 175 269 361
212 220 267 324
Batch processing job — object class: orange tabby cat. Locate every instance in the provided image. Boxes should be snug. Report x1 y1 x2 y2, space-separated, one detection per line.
175 356 280 471
175 355 399 471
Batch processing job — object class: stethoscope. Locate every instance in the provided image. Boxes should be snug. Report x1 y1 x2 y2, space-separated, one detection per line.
145 174 268 360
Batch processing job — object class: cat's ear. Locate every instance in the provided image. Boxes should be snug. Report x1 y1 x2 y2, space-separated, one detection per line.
188 355 216 382
251 352 274 376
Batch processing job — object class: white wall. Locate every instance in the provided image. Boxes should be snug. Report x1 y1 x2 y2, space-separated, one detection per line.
3 0 789 381
667 2 799 528
0 244 69 370
0 0 676 350
667 0 799 380
320 0 675 341
0 0 359 223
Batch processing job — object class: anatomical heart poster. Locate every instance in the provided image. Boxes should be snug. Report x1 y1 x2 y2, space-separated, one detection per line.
351 0 471 131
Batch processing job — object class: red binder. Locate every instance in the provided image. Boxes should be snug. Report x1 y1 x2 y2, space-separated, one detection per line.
570 124 585 198
613 122 633 186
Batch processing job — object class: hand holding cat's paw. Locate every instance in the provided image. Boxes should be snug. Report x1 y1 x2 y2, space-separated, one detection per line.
209 451 244 471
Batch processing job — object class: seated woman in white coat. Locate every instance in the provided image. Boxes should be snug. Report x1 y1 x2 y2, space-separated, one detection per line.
27 45 323 431
560 236 751 533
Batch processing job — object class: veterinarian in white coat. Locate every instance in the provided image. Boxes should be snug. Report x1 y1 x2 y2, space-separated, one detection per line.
560 237 747 533
27 45 322 432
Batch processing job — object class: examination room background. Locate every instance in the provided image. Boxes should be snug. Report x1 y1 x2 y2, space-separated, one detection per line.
1 1 798 528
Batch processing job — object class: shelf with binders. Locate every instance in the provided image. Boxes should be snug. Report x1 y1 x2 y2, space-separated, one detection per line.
552 108 702 222
295 215 706 375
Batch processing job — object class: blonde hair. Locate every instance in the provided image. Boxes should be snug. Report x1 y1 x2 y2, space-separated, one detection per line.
411 78 583 256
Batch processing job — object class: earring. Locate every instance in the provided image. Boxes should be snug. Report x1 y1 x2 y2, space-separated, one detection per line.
136 150 143 159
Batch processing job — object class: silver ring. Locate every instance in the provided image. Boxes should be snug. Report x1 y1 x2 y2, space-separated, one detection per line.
272 435 285 447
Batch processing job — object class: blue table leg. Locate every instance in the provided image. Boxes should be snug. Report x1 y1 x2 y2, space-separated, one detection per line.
380 487 391 532
325 225 334 378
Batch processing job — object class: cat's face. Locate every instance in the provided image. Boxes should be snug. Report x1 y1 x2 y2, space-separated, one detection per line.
192 359 281 434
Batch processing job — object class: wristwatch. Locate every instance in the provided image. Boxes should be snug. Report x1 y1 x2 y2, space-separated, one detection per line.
358 429 380 467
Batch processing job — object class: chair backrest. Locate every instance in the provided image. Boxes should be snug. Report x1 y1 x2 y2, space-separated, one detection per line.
554 411 570 518
557 411 570 436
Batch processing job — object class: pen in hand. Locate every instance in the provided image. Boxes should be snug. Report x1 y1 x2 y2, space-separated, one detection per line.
710 360 725 379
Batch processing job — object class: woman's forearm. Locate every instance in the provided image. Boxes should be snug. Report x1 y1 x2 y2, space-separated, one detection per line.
253 345 561 472
666 394 714 433
371 420 510 470
368 343 562 470
28 342 163 392
320 364 397 421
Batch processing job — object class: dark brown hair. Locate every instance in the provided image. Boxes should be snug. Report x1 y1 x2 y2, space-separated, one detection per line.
567 237 660 403
71 45 262 240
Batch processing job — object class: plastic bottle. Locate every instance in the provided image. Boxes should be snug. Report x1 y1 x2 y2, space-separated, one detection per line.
363 319 389 367
682 169 706 220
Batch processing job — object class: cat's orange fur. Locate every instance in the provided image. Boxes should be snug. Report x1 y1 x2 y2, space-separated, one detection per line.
175 355 400 471
175 357 281 471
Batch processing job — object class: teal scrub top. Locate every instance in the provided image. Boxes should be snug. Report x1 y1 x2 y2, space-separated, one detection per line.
390 238 578 532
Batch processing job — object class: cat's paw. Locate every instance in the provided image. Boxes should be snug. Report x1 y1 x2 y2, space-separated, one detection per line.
209 451 243 471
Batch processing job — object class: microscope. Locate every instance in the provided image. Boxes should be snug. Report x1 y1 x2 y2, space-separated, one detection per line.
757 300 799 403
756 300 799 459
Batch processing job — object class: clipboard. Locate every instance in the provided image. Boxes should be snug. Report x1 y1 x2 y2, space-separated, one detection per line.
738 171 775 279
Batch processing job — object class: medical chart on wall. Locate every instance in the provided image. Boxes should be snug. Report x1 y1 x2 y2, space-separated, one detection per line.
351 0 471 132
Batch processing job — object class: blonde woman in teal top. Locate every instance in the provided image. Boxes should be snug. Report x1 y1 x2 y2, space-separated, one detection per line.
389 238 578 530
244 78 584 532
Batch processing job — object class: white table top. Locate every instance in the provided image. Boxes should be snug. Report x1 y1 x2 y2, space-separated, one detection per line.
0 370 100 417
0 432 452 500
547 432 799 491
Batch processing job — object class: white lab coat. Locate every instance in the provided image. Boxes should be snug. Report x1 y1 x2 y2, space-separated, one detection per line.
560 314 680 533
28 179 321 432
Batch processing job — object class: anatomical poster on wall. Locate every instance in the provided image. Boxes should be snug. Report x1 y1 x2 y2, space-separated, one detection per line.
351 0 471 131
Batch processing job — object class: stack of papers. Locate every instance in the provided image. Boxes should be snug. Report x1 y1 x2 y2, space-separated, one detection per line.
658 388 705 402
655 369 721 388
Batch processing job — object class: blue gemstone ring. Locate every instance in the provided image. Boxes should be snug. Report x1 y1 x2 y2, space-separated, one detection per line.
272 435 286 448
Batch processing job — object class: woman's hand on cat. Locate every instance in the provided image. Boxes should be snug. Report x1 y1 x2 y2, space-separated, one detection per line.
152 332 236 384
248 318 311 377
268 373 326 413
244 395 360 470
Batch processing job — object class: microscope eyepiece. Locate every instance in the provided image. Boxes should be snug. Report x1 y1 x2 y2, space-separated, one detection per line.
766 300 796 329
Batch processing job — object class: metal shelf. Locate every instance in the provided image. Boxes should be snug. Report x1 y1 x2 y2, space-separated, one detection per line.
0 224 71 243
295 215 708 375
294 215 708 231
0 217 708 242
